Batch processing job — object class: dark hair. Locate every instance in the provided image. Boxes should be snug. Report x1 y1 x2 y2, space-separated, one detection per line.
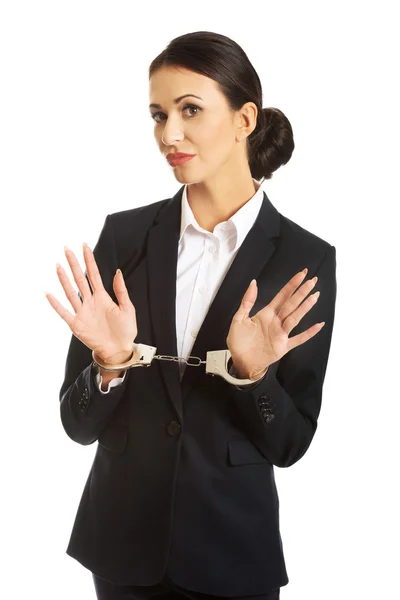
149 31 295 182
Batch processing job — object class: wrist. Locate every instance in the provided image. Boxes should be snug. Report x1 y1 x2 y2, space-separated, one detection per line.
234 364 269 381
96 348 135 366
251 365 269 380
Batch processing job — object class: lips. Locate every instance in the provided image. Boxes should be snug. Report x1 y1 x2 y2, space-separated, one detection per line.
166 153 196 167
166 153 196 160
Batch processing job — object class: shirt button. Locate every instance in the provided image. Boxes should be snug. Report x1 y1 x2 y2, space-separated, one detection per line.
199 285 207 293
166 421 181 437
191 330 198 338
208 246 216 253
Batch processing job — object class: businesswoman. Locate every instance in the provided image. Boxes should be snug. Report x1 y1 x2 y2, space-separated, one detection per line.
46 31 337 600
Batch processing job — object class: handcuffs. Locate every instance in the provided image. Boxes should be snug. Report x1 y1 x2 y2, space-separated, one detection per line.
92 342 262 386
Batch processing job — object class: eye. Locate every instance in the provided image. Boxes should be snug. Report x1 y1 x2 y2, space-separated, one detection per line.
150 103 202 124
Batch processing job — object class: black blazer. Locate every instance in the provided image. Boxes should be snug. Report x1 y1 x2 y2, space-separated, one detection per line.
60 185 337 596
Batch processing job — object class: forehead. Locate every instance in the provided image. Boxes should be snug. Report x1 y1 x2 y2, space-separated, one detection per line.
149 66 222 104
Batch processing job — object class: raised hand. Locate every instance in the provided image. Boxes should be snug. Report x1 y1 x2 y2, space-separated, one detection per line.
226 269 325 380
45 243 139 364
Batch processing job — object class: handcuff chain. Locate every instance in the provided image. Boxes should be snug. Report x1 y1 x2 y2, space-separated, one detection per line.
93 344 257 385
153 354 206 367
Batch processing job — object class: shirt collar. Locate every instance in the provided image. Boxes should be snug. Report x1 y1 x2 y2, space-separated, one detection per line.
179 179 264 251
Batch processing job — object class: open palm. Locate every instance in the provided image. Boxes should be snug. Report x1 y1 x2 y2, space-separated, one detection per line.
226 269 324 379
45 243 138 363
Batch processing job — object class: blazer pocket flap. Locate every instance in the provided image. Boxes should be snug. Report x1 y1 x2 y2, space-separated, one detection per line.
228 438 270 466
98 424 128 455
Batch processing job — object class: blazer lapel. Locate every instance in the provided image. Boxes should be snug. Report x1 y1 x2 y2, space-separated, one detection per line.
147 187 184 418
147 185 282 419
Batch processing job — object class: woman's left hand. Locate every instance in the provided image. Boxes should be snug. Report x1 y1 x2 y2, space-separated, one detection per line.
226 269 324 380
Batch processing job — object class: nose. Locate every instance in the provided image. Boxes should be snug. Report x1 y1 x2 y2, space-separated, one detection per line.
161 115 185 146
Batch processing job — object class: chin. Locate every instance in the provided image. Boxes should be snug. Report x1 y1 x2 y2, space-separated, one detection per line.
172 169 203 185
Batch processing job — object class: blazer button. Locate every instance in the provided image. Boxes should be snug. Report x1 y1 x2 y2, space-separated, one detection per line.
264 414 275 423
166 421 181 437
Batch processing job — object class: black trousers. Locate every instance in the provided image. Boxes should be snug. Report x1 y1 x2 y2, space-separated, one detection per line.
92 573 280 600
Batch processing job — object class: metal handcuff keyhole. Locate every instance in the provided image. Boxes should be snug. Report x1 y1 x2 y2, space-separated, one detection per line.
92 342 257 386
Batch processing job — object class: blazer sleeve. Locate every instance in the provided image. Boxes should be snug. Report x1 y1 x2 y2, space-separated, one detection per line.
59 214 132 446
228 245 337 468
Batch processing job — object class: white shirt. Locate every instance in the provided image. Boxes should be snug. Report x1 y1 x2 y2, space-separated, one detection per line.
95 179 266 393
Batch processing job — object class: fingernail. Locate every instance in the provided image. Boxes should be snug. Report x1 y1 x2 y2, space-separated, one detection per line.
56 262 62 270
250 279 256 286
302 268 308 275
64 245 69 252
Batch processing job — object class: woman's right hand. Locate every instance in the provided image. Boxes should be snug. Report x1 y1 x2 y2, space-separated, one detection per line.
45 243 138 364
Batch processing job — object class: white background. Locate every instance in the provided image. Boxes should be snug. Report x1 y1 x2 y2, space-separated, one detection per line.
1 1 399 598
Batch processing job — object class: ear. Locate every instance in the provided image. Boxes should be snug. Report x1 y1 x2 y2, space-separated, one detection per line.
235 102 258 141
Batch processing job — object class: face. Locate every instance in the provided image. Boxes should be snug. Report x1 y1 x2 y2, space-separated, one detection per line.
149 66 257 184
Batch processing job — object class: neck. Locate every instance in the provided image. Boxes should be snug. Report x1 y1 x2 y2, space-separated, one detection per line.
186 172 260 233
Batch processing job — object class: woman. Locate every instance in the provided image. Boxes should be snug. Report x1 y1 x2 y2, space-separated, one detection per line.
46 31 337 600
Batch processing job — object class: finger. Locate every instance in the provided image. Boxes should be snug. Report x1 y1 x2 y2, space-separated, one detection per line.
278 276 318 322
56 263 84 313
268 269 309 314
232 279 258 324
45 292 75 329
113 269 134 312
82 243 105 293
286 320 325 353
64 245 92 301
281 290 320 336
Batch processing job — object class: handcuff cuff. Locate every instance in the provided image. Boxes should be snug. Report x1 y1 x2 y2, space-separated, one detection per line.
92 343 263 386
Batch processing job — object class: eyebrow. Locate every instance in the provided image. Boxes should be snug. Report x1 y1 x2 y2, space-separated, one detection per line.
149 94 204 109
